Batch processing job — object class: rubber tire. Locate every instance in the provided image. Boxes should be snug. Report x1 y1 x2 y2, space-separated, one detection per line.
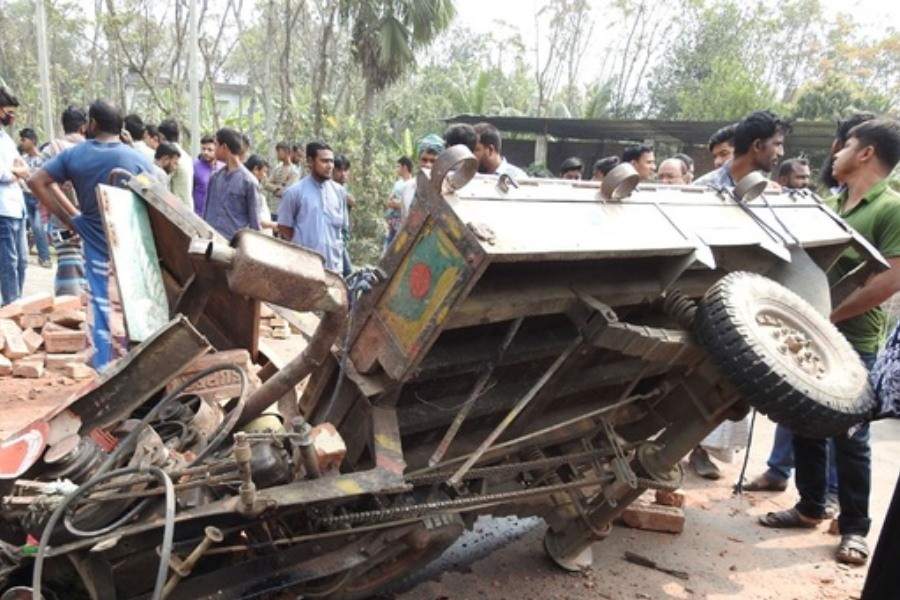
693 272 873 439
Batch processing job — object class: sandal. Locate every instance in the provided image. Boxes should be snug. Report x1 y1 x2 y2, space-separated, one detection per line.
836 534 869 566
758 507 821 528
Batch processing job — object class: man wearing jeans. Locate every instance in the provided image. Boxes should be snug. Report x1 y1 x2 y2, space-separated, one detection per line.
28 100 151 370
744 113 877 503
18 128 51 268
759 117 900 567
0 87 28 306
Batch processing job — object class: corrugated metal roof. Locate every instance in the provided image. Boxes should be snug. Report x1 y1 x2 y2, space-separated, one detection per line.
445 115 836 148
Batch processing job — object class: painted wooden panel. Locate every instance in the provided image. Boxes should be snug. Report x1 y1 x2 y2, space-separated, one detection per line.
98 184 170 342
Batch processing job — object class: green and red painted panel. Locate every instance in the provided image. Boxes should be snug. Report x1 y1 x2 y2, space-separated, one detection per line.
376 220 471 359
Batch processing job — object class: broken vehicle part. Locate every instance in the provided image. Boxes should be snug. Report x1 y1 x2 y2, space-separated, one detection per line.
0 150 880 599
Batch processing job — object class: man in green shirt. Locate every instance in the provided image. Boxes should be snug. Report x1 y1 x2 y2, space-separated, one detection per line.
761 118 900 567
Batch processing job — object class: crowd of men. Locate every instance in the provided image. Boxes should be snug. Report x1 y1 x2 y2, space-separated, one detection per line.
552 113 898 595
0 89 359 372
3 87 900 588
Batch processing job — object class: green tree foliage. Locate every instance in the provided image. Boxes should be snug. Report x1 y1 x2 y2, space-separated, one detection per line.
675 56 778 121
337 0 456 188
3 0 900 265
0 0 89 139
647 1 783 119
792 75 893 121
790 15 900 118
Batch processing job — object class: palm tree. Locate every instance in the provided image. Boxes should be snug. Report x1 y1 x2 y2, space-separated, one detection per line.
339 0 456 183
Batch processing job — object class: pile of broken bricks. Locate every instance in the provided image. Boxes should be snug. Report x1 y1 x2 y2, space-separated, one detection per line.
258 304 294 340
0 292 93 380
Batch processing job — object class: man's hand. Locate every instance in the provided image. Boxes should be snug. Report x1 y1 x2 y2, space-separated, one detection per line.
27 167 79 231
9 156 31 180
831 256 900 324
277 225 293 240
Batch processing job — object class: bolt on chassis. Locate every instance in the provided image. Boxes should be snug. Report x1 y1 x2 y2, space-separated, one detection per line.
0 148 881 599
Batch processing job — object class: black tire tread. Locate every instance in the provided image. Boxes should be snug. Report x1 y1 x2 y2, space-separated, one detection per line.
694 272 873 439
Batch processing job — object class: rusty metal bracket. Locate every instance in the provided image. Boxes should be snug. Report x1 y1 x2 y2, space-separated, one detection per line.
599 419 637 507
69 316 212 435
431 145 478 195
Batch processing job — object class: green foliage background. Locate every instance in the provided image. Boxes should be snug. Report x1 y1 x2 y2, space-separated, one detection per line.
2 0 898 264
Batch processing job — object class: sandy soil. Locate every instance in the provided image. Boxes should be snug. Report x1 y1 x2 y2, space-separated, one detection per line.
0 376 88 440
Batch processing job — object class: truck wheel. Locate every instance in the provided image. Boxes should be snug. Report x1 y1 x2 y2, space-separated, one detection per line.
693 272 872 439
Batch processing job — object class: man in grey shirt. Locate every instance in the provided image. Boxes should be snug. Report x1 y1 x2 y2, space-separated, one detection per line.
203 128 261 240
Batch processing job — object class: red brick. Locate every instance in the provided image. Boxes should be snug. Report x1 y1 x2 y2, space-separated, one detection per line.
48 309 86 328
52 294 84 312
12 293 53 314
46 353 74 370
13 358 45 379
63 363 95 380
1 319 29 359
0 304 23 320
43 329 87 354
654 489 685 508
621 502 685 534
21 329 44 354
17 312 48 330
311 423 346 475
0 354 11 376
46 351 91 370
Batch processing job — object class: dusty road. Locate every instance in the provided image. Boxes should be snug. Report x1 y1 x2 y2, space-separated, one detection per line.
390 416 900 600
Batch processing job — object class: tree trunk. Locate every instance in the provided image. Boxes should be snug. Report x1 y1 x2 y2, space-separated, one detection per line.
312 3 337 137
360 79 376 191
262 0 276 153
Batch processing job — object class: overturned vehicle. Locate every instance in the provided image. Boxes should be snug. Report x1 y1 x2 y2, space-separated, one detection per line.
0 149 880 599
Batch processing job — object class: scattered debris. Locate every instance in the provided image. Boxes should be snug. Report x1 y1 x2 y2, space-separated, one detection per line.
624 551 690 580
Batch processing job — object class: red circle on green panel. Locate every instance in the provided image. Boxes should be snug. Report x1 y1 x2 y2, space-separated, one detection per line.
409 263 432 299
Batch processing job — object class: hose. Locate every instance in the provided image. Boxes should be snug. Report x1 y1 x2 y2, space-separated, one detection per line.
733 408 758 496
97 363 248 474
32 466 175 600
33 364 246 598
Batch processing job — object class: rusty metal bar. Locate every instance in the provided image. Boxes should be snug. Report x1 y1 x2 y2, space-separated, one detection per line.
240 302 346 425
188 232 349 425
428 317 523 467
447 336 583 487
